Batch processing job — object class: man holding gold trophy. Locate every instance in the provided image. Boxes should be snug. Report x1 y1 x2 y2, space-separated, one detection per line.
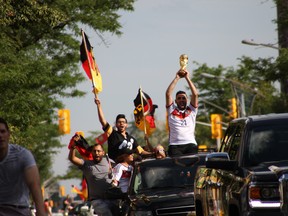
165 54 199 157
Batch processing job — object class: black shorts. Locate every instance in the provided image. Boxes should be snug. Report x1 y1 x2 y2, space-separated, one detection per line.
168 143 198 157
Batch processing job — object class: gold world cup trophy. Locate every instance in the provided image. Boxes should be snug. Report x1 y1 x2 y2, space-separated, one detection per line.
178 54 188 78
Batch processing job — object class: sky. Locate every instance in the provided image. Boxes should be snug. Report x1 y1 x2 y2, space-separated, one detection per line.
53 0 278 196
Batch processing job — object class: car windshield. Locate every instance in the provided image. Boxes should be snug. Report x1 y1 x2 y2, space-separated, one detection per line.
132 160 198 194
247 124 288 166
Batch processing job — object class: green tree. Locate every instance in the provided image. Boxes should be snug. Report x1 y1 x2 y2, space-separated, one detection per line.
0 0 135 181
128 120 169 150
192 56 283 148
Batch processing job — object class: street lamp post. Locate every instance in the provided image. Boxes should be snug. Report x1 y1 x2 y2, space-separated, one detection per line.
201 73 244 117
201 73 262 117
201 98 231 116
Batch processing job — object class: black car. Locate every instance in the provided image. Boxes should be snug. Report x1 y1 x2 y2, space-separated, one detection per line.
194 113 288 216
122 153 207 216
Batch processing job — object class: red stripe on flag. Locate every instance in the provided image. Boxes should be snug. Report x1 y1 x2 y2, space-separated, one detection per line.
95 132 108 145
80 32 99 79
68 133 93 160
133 89 153 115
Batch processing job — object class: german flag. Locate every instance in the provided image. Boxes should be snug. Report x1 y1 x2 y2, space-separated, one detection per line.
80 30 102 93
133 89 153 116
71 177 88 201
95 132 108 145
68 132 93 160
133 88 157 136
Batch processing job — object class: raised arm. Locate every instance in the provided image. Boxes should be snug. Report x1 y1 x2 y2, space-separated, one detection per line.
94 98 108 127
68 135 84 166
136 147 154 157
166 71 181 107
184 71 198 107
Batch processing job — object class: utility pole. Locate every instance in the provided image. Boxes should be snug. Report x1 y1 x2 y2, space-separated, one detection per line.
276 0 288 96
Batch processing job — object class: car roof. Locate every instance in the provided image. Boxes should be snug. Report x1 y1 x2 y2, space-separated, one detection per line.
230 113 288 126
134 153 208 168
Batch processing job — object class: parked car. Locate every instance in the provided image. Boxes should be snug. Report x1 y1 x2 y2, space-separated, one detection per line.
122 153 208 216
68 201 97 216
194 113 288 216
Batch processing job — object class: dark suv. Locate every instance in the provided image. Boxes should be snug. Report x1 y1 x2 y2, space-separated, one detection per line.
122 153 207 216
194 113 288 216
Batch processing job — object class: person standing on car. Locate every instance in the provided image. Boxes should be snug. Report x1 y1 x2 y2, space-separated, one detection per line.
111 149 134 216
0 117 46 216
112 148 134 194
94 98 153 162
68 134 118 216
166 57 199 157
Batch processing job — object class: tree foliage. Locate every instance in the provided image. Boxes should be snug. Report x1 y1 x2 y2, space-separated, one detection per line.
128 120 169 150
192 54 286 148
0 0 135 182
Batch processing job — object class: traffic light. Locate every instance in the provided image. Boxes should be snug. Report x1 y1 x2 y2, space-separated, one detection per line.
59 186 66 197
58 109 71 134
41 186 45 197
229 97 237 119
211 114 222 139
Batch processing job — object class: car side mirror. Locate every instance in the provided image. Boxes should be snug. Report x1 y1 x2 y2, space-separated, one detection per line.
205 152 238 171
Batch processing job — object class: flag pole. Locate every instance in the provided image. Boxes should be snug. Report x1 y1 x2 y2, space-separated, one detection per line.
139 86 149 149
139 86 147 135
81 29 98 99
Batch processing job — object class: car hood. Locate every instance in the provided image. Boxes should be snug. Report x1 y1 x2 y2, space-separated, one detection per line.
129 187 194 205
247 160 288 181
248 160 288 172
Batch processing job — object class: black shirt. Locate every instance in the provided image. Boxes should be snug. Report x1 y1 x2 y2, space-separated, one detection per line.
103 124 139 161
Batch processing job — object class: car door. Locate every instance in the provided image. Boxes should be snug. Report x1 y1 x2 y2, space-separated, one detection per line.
205 124 243 216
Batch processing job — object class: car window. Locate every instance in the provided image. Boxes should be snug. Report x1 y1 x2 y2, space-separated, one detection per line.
144 167 174 188
247 124 288 166
221 125 236 152
220 124 242 160
229 126 242 160
132 159 200 194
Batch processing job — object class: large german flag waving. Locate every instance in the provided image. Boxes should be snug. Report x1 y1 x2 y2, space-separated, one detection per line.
80 30 102 93
133 88 157 136
133 89 153 116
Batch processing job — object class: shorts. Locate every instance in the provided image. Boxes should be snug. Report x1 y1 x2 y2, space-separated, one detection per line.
168 143 198 157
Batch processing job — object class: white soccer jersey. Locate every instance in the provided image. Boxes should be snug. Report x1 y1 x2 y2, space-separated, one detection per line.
113 163 133 193
167 103 198 145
